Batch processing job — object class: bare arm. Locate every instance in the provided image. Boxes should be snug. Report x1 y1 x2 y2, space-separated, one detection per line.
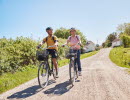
54 40 58 46
66 39 70 45
37 41 45 49
62 39 70 47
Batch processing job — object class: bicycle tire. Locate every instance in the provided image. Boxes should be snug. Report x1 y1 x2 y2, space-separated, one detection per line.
75 63 78 80
38 62 49 88
69 59 75 86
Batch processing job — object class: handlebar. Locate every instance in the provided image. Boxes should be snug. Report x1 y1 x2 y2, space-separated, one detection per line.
37 45 56 50
63 43 81 49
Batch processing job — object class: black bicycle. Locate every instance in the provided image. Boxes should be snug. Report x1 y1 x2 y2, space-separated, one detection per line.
36 46 57 88
65 45 79 86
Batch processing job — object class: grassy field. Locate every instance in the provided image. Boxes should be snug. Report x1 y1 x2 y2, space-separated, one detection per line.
109 47 130 68
0 50 98 94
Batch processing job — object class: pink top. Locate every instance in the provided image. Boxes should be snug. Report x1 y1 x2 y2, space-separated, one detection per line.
68 35 80 50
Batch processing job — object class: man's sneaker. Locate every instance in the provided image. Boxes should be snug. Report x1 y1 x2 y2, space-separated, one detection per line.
56 74 59 78
78 71 82 76
56 72 59 78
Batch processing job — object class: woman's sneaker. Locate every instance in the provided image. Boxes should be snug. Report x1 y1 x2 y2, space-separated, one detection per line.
78 71 82 76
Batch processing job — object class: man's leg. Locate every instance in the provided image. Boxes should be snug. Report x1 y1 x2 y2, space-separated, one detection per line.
52 58 58 77
52 58 58 71
49 49 59 78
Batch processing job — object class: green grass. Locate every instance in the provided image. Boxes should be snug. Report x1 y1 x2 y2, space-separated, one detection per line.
0 50 98 94
58 50 98 67
109 47 130 68
0 67 38 94
80 51 98 59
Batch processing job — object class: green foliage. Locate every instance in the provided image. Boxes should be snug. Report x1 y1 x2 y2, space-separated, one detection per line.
105 40 112 47
0 37 38 75
54 27 70 39
107 32 117 42
121 34 130 48
54 27 87 45
117 23 130 36
109 47 130 68
102 32 117 48
80 51 98 59
102 42 105 48
0 37 68 75
57 38 66 58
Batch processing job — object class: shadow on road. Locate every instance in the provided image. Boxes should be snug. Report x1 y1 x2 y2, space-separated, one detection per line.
7 79 56 99
44 80 72 96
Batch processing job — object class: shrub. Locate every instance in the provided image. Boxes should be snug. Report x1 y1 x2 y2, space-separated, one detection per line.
109 47 130 68
121 34 130 48
54 27 87 45
0 37 38 75
0 37 67 75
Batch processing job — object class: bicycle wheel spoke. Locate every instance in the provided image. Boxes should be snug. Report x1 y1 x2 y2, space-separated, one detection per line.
38 63 49 88
69 60 75 85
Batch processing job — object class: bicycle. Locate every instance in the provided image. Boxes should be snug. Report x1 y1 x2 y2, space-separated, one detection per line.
36 46 58 88
64 44 80 86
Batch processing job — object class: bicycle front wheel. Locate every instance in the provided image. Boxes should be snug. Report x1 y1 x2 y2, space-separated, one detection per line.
69 59 76 86
75 63 78 80
38 62 49 88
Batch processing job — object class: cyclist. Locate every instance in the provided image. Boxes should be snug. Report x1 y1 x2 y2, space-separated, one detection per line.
62 28 82 76
37 27 59 78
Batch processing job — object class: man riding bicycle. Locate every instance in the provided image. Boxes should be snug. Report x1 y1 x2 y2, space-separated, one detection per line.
62 28 82 76
37 27 59 78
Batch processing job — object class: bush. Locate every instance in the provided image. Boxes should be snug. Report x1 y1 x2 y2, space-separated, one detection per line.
0 37 67 75
121 34 130 48
109 47 130 68
102 32 117 48
0 37 38 75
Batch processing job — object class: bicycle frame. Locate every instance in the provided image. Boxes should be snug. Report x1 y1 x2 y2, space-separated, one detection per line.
38 45 57 76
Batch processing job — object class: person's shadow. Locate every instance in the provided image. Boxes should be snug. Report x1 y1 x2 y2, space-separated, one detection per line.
7 79 56 99
44 80 73 96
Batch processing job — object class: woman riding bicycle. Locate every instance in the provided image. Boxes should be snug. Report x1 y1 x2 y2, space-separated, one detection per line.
62 28 82 76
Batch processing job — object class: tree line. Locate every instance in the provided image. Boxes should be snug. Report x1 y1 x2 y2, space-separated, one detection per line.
54 27 87 45
102 23 130 48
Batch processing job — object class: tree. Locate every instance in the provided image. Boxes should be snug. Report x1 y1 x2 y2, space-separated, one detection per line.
102 32 117 47
102 42 105 48
117 23 130 36
54 27 87 45
107 32 117 43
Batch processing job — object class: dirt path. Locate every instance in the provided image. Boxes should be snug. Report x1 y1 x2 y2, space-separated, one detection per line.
1 48 130 100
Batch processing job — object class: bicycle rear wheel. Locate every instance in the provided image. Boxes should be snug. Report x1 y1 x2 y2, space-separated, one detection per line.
69 59 76 86
38 62 49 88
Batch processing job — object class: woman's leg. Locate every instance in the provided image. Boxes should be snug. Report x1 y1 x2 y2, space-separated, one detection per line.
75 50 81 71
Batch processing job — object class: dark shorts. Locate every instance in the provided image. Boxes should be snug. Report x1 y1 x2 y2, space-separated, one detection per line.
47 49 58 58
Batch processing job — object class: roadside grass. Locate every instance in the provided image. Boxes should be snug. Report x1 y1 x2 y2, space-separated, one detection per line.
0 50 98 94
109 47 130 68
0 66 38 94
80 51 98 59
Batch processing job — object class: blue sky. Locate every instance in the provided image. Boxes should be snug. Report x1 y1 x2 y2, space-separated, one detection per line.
0 0 130 44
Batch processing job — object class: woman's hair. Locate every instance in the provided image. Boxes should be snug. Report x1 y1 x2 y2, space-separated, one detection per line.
70 27 76 32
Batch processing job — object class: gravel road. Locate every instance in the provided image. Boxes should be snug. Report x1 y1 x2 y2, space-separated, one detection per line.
1 48 130 100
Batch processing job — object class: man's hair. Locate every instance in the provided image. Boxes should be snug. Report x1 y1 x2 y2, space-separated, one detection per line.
46 27 53 31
